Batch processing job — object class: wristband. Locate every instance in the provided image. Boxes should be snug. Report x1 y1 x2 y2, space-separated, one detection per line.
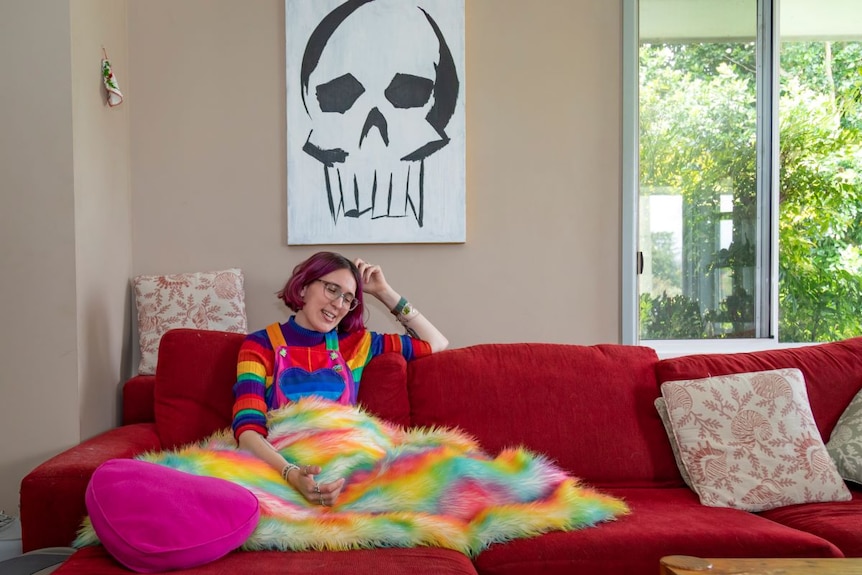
391 296 409 316
392 297 418 321
281 462 300 482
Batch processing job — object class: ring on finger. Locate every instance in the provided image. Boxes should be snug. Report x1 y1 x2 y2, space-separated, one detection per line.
313 483 320 494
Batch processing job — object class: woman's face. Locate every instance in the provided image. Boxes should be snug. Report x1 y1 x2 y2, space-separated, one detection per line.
294 267 357 332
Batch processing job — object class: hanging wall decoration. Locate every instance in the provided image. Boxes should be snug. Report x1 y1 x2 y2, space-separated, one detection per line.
285 0 466 245
101 48 124 107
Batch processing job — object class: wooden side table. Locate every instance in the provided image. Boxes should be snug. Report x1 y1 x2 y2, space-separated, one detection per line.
660 555 862 575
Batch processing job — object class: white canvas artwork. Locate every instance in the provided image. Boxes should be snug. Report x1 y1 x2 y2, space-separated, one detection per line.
286 0 466 245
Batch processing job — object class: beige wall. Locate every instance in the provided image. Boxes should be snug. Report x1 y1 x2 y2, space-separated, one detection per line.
0 0 622 519
128 0 623 346
71 1 133 440
0 0 131 517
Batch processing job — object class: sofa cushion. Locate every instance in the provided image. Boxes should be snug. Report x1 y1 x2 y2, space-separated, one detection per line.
85 459 260 573
661 368 850 512
655 336 862 442
56 546 480 575
154 329 245 449
122 375 155 425
827 386 862 484
356 351 410 427
759 490 862 557
407 343 680 486
473 488 842 575
134 269 247 375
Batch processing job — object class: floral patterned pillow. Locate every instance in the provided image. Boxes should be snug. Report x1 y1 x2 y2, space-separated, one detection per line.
827 386 862 485
661 368 850 512
134 269 248 375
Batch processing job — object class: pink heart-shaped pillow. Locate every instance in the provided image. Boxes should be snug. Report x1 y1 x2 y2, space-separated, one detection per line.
86 459 260 573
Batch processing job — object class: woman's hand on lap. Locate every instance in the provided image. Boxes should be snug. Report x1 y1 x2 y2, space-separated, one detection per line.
287 464 345 507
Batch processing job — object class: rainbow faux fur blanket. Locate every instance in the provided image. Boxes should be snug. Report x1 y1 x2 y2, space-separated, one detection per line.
76 398 628 556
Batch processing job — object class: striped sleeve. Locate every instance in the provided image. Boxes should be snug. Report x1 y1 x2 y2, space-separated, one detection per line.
338 330 433 387
339 329 433 367
231 330 274 441
371 332 433 361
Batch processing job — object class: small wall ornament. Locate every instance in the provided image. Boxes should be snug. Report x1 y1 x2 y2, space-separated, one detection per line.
101 48 124 107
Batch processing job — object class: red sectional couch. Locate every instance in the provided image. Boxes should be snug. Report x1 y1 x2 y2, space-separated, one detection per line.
20 330 862 574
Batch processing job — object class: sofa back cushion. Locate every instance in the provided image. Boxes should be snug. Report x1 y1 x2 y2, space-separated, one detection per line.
155 329 245 449
406 343 681 486
356 352 411 427
655 336 862 442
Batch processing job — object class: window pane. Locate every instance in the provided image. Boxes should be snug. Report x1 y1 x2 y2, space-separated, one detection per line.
778 0 862 342
638 0 758 339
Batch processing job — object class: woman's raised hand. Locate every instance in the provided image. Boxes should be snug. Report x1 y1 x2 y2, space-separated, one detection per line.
354 258 390 298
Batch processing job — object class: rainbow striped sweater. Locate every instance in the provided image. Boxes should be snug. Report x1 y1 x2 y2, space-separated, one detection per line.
232 317 431 440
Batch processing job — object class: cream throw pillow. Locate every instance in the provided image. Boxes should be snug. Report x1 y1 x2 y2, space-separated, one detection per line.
827 386 862 485
133 269 248 375
661 368 850 512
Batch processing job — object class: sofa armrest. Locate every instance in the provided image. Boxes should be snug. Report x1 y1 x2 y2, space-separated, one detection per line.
122 374 156 424
19 423 162 552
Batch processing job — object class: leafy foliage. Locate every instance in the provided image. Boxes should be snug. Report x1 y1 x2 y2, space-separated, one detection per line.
640 292 706 339
639 39 862 342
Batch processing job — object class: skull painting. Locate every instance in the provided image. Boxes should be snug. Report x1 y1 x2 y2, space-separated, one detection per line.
300 0 459 227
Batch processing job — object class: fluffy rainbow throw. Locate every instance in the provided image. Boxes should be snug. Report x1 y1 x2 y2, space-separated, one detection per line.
76 398 628 556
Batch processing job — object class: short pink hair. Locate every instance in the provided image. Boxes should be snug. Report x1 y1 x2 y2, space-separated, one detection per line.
277 252 365 332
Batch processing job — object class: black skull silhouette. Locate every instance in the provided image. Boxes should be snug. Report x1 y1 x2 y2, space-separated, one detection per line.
300 0 459 227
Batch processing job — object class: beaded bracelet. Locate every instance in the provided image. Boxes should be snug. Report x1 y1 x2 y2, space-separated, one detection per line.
281 462 300 482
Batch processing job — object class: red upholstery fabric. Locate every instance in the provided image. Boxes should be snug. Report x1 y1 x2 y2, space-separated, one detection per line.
655 337 862 440
356 352 411 427
52 546 478 575
20 424 162 551
23 332 862 574
759 490 862 557
407 343 680 486
121 375 155 424
154 329 245 449
473 488 842 575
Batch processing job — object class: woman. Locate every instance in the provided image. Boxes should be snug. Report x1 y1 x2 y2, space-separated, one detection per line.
231 252 448 508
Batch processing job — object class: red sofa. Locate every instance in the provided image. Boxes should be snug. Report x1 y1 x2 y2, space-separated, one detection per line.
20 330 862 574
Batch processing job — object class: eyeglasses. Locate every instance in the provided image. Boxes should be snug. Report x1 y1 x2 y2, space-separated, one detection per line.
314 279 359 310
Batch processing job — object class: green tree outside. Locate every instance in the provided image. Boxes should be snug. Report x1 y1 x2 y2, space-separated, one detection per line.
639 40 862 341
